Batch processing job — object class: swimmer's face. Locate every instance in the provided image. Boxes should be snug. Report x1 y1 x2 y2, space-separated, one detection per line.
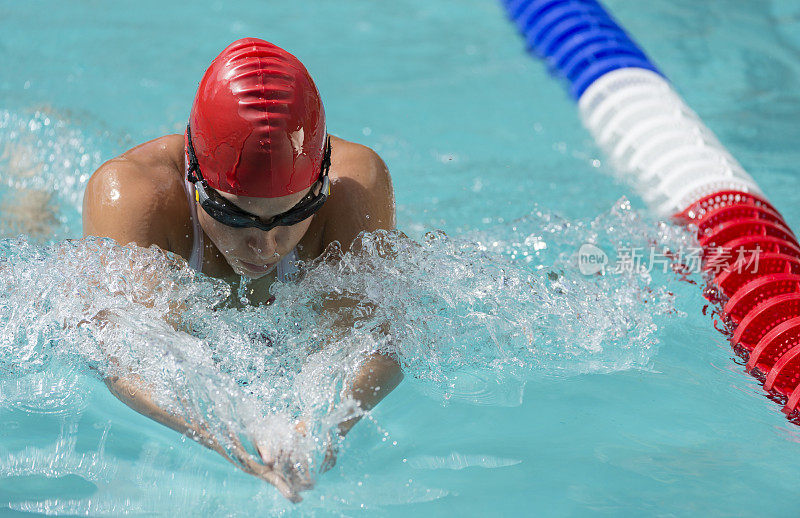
197 186 315 279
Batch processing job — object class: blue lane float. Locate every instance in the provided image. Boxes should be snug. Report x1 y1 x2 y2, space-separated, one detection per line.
503 0 660 98
499 0 800 418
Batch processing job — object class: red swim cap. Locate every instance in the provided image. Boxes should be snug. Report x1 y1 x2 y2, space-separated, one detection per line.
188 38 326 198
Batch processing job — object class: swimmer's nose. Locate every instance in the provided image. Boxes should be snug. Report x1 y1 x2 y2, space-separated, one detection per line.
246 232 277 260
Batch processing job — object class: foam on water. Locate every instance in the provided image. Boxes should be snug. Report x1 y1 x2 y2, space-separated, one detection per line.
0 197 693 511
407 452 522 470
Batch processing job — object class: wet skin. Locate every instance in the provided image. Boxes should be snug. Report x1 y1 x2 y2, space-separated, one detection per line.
81 133 403 501
83 133 396 298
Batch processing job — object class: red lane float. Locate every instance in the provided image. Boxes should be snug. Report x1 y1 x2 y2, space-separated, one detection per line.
682 191 800 414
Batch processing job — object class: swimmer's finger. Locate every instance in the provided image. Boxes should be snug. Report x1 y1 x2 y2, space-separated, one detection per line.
286 461 315 491
265 453 312 494
320 444 338 474
261 470 302 503
226 437 260 470
254 441 278 468
291 468 313 492
251 442 312 495
293 474 315 491
320 457 335 473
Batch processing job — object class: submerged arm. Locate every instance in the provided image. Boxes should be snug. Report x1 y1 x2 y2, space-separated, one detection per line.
106 354 302 501
95 303 303 501
320 144 403 437
82 161 302 501
338 351 403 435
104 373 218 450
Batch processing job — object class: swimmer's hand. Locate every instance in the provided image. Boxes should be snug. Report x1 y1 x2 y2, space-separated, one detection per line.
291 420 339 474
252 421 338 499
195 425 305 503
104 375 304 502
253 442 315 498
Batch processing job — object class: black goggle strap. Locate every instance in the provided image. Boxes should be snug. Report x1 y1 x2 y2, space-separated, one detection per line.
321 135 332 195
185 124 202 184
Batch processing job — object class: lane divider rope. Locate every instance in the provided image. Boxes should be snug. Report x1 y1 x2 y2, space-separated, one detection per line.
501 0 800 417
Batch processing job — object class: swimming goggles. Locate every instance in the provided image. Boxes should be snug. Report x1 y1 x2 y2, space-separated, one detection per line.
186 123 331 232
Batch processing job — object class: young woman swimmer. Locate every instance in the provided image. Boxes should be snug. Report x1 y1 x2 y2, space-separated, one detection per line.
83 38 402 502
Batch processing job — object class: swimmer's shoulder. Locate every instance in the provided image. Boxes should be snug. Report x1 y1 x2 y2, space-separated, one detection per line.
320 136 396 251
83 134 189 252
329 136 392 191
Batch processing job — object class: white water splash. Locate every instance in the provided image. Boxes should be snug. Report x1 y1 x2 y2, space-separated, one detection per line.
0 199 693 513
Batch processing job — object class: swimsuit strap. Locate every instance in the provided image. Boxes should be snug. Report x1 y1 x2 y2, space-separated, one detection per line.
276 247 299 282
182 157 205 272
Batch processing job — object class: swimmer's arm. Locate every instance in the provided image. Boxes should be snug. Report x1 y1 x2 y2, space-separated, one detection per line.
338 351 403 435
321 142 397 255
82 165 303 500
83 167 198 436
82 159 173 250
83 160 199 435
95 309 301 500
87 310 231 460
319 144 402 435
104 371 301 501
103 372 222 452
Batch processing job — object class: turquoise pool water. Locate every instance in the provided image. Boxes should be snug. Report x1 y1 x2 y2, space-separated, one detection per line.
2 0 800 516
